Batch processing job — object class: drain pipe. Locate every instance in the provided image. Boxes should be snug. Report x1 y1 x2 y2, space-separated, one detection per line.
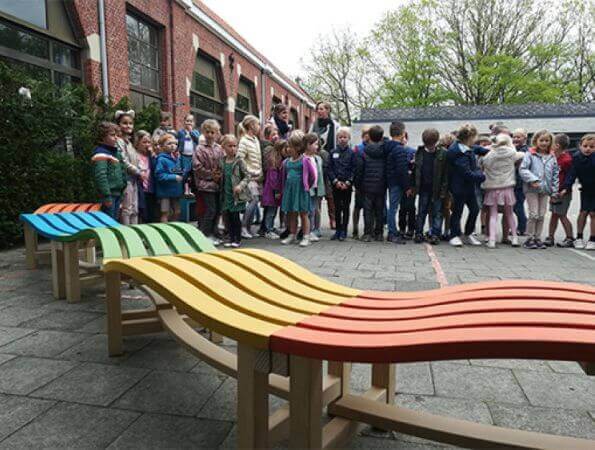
261 65 272 126
98 0 109 102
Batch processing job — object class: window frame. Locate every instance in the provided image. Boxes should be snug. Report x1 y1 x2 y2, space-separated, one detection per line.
190 53 225 123
0 0 48 30
126 13 161 101
235 77 257 125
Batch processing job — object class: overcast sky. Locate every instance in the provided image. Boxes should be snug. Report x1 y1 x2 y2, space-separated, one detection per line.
201 0 405 79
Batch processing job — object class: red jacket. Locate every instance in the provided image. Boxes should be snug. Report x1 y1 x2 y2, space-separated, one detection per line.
556 151 573 189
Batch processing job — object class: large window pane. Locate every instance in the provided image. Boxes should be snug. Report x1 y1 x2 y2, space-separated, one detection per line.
126 13 159 94
128 61 141 85
53 43 78 69
194 72 215 97
0 20 48 59
0 0 47 29
0 55 49 80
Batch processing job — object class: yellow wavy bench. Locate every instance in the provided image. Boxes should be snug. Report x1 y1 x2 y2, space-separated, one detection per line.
103 249 595 449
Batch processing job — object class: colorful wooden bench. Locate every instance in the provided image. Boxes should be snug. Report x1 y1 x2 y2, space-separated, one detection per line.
23 203 101 269
103 249 595 449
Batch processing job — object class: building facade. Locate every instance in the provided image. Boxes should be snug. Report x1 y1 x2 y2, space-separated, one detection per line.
0 0 315 132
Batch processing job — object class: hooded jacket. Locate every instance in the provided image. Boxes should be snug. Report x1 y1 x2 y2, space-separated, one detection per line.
155 152 184 199
563 151 595 194
414 145 449 199
447 141 486 196
91 144 127 201
355 142 387 195
479 145 525 190
519 148 559 195
385 140 411 189
192 142 225 192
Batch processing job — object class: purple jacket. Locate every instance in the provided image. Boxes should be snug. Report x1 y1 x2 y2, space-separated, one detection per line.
262 166 283 207
280 156 318 196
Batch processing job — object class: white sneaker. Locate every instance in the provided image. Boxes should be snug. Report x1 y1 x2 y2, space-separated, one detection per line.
586 241 595 251
574 238 585 249
231 242 241 248
223 242 233 248
281 234 296 245
511 236 520 247
464 233 482 246
449 236 463 247
308 233 320 242
210 237 222 246
265 231 280 240
299 236 311 247
487 240 496 249
241 228 253 239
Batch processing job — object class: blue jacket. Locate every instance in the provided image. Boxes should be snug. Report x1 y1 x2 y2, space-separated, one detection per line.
328 145 357 186
385 140 411 189
447 141 486 196
176 129 200 156
154 152 184 199
563 151 595 194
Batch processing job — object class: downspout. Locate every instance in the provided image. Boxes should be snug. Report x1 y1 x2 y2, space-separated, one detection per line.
261 65 272 126
169 0 176 124
98 0 109 102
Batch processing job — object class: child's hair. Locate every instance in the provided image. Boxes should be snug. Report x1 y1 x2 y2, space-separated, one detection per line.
457 123 478 143
238 115 260 137
304 133 319 150
201 119 221 134
493 133 513 148
389 121 405 138
421 128 440 147
158 133 176 150
361 125 371 137
368 125 384 143
287 130 305 155
134 130 151 149
476 133 492 144
160 111 172 122
272 103 288 116
580 133 595 144
513 128 528 138
554 133 570 150
531 129 554 150
263 123 278 140
114 109 135 125
337 126 351 138
268 139 287 169
97 122 119 143
439 133 456 148
491 124 510 136
220 134 237 148
184 113 195 122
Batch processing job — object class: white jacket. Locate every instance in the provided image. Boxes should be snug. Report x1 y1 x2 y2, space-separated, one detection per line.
479 145 524 190
237 134 262 181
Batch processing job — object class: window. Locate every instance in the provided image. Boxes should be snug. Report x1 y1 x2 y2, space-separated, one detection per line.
126 13 160 108
290 108 299 130
0 19 80 86
190 54 224 127
0 0 47 29
235 78 257 125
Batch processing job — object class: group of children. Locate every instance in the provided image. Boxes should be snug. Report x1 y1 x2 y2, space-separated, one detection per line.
91 107 595 250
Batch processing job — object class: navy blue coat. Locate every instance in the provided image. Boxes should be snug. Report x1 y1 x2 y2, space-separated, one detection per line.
355 142 387 195
563 151 595 194
385 140 411 189
447 141 486 196
328 145 357 186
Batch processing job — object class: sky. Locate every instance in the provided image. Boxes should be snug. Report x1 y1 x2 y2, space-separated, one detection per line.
201 0 405 79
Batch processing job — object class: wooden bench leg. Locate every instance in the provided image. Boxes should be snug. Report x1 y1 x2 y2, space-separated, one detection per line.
64 241 81 303
237 343 269 449
289 355 322 449
84 239 96 264
580 362 595 376
210 330 223 344
106 272 123 357
51 242 65 299
24 224 38 269
372 363 395 405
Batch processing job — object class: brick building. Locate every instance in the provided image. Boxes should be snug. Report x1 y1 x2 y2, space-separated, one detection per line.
0 0 315 132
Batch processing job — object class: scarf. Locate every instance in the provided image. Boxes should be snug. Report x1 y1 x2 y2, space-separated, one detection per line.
316 117 334 151
274 115 290 138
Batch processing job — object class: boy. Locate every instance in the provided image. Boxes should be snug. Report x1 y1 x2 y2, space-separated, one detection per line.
412 128 448 245
512 128 529 235
355 125 387 242
155 134 184 223
92 122 127 220
398 137 417 240
384 121 412 244
545 134 574 247
561 134 595 250
328 127 357 241
352 125 370 238
152 111 177 142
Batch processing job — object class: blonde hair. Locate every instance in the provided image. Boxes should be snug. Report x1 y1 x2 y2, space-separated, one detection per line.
220 134 237 148
361 125 371 136
287 130 305 155
457 123 478 143
134 130 151 151
439 133 456 148
201 119 220 134
580 133 595 144
238 115 260 137
337 127 351 138
493 133 513 148
513 128 528 138
531 129 554 152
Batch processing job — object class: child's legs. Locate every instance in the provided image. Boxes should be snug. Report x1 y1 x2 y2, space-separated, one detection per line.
589 211 595 238
430 199 443 236
363 193 375 236
534 194 548 239
299 211 310 236
308 196 316 232
504 205 517 237
159 198 170 223
577 211 588 236
242 183 260 228
415 192 431 235
463 192 480 236
548 213 559 238
449 194 465 238
560 215 573 238
525 192 538 238
287 212 298 235
170 198 181 222
263 206 276 232
315 198 322 231
487 204 499 242
373 194 385 236
442 196 452 235
228 211 242 243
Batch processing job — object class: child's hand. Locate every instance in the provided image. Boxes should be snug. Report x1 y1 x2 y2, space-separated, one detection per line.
559 189 568 196
233 185 242 195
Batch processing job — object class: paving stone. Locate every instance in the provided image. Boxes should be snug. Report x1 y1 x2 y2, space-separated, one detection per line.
75 315 107 333
58 334 151 365
547 360 586 374
0 356 77 395
20 310 103 331
113 370 224 416
432 362 527 404
352 278 396 291
121 338 201 372
513 370 595 410
0 402 139 449
489 403 595 439
396 362 434 395
0 330 89 357
0 394 56 441
0 326 34 347
109 413 232 449
0 353 16 366
0 306 52 327
31 362 149 406
470 359 552 372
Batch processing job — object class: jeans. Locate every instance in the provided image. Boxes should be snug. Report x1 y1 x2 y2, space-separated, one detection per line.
450 191 480 238
242 181 260 228
101 195 121 221
363 192 385 237
225 211 242 243
333 187 352 234
308 196 321 233
197 191 220 237
514 187 527 234
399 195 416 234
416 192 443 236
263 206 278 233
387 186 404 237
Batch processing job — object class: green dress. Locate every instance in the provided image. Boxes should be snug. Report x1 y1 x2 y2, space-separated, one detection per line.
282 158 310 213
222 161 246 213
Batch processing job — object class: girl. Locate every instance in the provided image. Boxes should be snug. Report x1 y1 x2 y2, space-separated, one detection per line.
280 131 317 247
134 130 156 223
177 113 200 194
519 129 559 249
155 133 184 223
115 110 141 225
269 103 292 139
219 134 250 248
304 133 325 242
236 115 263 239
192 119 224 245
261 140 287 239
479 134 525 248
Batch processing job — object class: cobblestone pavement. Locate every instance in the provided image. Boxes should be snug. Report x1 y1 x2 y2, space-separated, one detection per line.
0 228 594 449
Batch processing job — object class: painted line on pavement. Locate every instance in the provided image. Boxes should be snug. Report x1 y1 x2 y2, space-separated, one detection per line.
569 249 595 261
425 243 449 287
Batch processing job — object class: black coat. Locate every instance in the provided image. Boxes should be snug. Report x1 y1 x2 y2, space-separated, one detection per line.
328 145 357 186
355 142 387 195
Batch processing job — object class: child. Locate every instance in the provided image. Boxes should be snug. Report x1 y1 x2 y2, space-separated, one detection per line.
134 130 155 223
398 135 417 240
91 122 127 220
544 134 574 247
476 134 492 238
155 133 184 222
512 128 529 235
439 133 456 240
259 124 280 237
219 135 250 248
328 127 357 241
352 125 370 239
447 124 486 247
355 125 387 242
561 134 595 250
479 134 525 248
152 111 177 142
236 115 262 239
192 119 224 244
304 133 325 242
280 131 317 247
519 129 559 249
413 128 448 245
177 113 200 193
115 110 141 225
262 140 287 239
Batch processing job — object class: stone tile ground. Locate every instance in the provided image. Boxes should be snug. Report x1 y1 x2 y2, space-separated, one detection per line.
0 228 594 448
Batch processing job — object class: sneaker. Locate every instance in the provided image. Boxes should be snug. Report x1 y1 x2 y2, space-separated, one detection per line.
464 233 482 246
330 232 339 241
523 238 537 249
487 240 496 249
574 238 585 249
281 234 296 245
414 234 424 244
279 228 290 239
441 233 450 241
535 239 547 249
557 237 574 248
210 237 222 246
449 236 463 247
586 240 595 251
501 238 512 246
374 234 384 242
257 229 266 238
361 234 372 242
338 231 346 242
265 231 280 240
511 236 520 247
313 230 322 238
231 242 241 248
429 235 440 245
352 232 359 240
403 232 413 241
308 233 320 242
299 236 311 247
543 236 555 247
241 228 253 239
223 242 234 248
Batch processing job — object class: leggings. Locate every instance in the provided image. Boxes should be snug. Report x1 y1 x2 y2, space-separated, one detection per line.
525 192 549 239
488 204 516 242
225 211 242 244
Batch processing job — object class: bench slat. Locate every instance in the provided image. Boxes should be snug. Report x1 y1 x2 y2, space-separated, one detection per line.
129 225 173 256
149 223 196 254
